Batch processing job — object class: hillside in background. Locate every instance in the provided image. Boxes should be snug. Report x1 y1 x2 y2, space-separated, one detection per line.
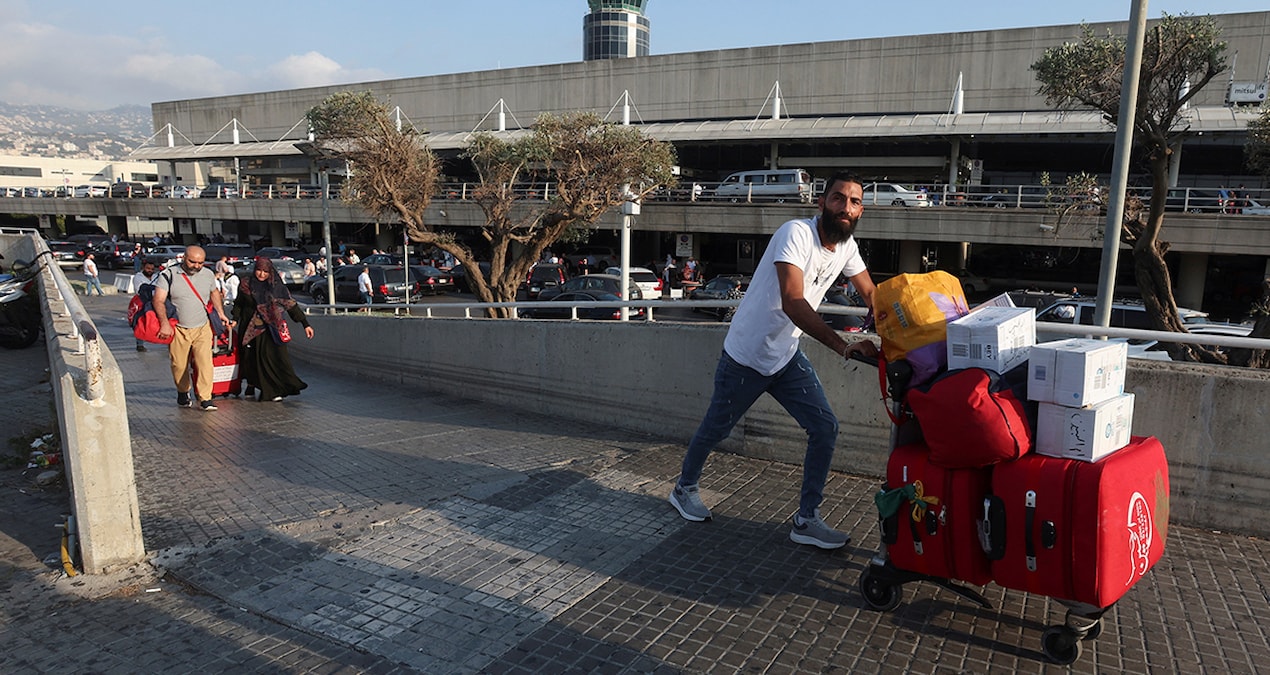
0 102 153 161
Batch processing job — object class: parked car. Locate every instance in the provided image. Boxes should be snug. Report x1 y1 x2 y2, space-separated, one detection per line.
604 265 662 299
1035 297 1210 329
537 273 642 302
146 245 187 267
712 168 815 203
688 275 751 319
200 183 239 199
92 241 137 270
1240 198 1270 216
73 184 108 198
449 261 491 293
408 264 454 295
47 240 88 268
255 246 307 261
1160 188 1222 213
108 181 149 198
979 186 1051 209
312 264 415 304
522 291 644 320
267 258 308 291
525 263 569 299
361 253 403 266
162 185 199 199
1127 321 1255 361
862 182 930 207
203 243 255 267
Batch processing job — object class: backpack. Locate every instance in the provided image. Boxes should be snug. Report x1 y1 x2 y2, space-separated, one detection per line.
129 279 179 344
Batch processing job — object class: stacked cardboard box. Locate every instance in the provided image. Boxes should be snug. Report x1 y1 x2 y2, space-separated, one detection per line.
1027 339 1134 462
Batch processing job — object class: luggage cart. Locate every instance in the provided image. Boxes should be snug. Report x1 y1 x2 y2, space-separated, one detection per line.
852 354 1111 666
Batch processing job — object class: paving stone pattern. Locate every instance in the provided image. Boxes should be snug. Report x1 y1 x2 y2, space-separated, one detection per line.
1 293 1269 673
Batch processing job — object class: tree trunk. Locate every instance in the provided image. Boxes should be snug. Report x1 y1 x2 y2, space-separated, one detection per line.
1131 148 1224 363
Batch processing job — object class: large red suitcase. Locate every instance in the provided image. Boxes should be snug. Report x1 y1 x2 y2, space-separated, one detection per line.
884 442 993 586
988 435 1169 608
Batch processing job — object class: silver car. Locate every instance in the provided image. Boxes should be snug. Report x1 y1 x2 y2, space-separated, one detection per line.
862 183 930 207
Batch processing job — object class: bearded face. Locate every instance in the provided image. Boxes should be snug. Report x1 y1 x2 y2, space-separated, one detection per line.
818 180 864 245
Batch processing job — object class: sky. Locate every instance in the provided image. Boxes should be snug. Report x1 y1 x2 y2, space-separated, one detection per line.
1 0 1266 111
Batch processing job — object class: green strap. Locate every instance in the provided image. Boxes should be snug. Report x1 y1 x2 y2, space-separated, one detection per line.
875 484 917 519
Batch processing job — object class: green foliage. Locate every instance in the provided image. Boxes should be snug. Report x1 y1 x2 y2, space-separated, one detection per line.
1032 13 1226 151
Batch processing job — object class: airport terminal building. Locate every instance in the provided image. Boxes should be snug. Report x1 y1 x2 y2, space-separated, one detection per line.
13 9 1270 313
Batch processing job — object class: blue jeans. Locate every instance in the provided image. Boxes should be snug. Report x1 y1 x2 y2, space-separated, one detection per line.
678 349 839 519
84 275 104 296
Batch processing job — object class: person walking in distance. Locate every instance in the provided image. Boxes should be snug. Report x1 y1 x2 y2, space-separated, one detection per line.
152 245 234 412
357 265 373 311
83 253 105 296
131 259 160 351
668 172 879 550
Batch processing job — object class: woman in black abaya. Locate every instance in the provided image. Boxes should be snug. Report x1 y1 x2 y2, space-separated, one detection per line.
233 256 314 401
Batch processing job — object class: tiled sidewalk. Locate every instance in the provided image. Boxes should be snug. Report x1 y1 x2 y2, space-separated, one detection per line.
1 293 1267 673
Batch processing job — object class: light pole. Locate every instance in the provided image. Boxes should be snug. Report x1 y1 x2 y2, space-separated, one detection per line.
295 141 340 308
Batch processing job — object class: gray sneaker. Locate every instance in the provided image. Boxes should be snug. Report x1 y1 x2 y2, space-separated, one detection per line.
669 484 712 522
790 510 850 550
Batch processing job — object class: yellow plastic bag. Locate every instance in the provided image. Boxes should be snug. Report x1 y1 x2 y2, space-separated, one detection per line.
872 271 969 385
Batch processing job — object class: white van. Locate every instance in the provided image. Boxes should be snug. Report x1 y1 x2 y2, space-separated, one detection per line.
713 169 814 203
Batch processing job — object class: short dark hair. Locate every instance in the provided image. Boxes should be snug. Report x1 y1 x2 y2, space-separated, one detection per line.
822 172 864 196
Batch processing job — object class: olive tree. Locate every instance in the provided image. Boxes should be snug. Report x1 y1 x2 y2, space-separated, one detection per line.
305 96 676 317
461 112 677 316
1032 13 1229 362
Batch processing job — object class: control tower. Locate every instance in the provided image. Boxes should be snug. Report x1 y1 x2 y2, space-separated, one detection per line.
583 1 650 61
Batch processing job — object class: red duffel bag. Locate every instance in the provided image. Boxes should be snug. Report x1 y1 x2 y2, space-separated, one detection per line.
906 367 1034 469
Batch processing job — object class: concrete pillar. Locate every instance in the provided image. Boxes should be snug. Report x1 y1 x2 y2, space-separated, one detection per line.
1176 252 1208 310
375 228 396 254
948 137 961 188
268 221 287 247
769 143 779 170
105 215 128 238
898 240 925 273
1168 141 1182 188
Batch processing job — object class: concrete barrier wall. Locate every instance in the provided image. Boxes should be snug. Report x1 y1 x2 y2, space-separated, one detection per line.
1 233 145 574
291 314 1270 537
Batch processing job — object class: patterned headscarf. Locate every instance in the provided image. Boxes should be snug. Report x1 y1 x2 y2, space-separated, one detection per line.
240 256 299 345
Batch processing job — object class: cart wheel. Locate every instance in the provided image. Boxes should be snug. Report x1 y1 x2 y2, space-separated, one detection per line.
859 568 903 611
1081 618 1103 641
1041 626 1083 665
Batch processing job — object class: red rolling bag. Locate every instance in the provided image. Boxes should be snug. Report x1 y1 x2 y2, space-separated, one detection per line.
883 442 993 586
209 329 242 398
987 435 1169 608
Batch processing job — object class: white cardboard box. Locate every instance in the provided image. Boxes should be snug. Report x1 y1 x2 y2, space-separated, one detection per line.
1028 338 1127 407
1036 393 1135 462
947 306 1035 373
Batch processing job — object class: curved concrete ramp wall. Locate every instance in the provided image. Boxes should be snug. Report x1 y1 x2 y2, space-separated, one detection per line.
290 314 1270 538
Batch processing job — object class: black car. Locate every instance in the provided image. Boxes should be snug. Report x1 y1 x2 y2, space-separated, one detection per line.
204 243 256 267
525 263 569 299
688 275 751 319
409 265 454 295
47 240 88 269
91 241 137 270
449 261 491 293
537 273 642 302
522 291 644 320
108 182 149 198
313 264 415 304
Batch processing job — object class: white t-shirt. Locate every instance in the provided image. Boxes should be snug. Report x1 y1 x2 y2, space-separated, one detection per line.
132 270 158 291
83 258 98 277
724 216 866 376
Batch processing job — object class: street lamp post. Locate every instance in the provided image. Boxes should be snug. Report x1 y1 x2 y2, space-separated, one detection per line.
295 141 341 308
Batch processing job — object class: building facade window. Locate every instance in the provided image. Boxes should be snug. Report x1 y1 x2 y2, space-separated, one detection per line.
583 1 649 61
